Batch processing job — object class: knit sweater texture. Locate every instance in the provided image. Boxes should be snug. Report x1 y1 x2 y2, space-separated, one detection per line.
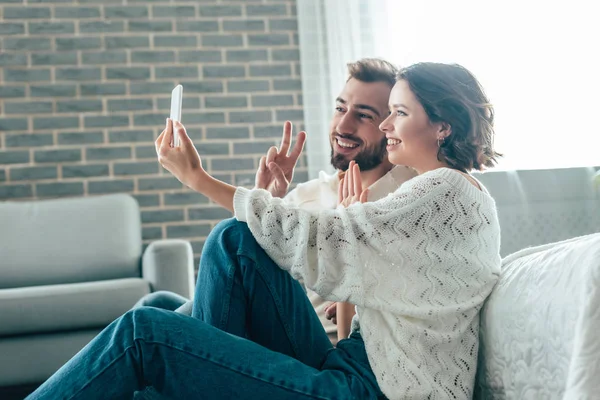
233 167 501 399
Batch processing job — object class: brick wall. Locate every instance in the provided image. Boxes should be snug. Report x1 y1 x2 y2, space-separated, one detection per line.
0 0 306 266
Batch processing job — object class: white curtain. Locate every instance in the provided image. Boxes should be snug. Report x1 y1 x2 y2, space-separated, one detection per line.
298 0 600 174
297 0 386 178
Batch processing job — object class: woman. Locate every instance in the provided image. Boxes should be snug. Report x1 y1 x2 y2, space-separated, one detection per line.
27 62 501 400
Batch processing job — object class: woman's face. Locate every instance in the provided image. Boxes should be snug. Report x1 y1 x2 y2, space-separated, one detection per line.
379 80 447 173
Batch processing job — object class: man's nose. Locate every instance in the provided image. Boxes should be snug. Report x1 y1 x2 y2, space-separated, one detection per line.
335 113 355 135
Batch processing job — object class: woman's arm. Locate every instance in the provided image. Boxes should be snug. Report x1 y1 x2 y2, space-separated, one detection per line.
336 302 356 341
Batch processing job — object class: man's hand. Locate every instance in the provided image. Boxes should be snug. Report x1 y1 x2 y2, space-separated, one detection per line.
255 121 306 198
325 302 337 325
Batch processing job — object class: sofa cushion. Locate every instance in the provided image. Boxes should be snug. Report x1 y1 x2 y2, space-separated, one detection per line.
475 232 600 399
0 278 150 337
0 194 142 289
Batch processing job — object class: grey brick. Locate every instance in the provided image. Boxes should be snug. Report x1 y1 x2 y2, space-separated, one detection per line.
86 147 131 161
58 131 104 145
199 5 241 17
80 21 124 34
0 118 27 131
188 207 232 221
0 184 32 199
202 34 243 48
276 109 304 121
252 94 294 107
248 34 289 46
108 100 153 113
88 179 134 194
81 83 126 96
294 62 301 76
273 78 301 91
5 101 53 115
56 100 103 113
0 170 5 182
37 182 84 198
29 22 74 34
131 51 175 63
155 66 198 79
135 145 156 159
142 210 184 224
203 65 245 78
62 164 109 178
0 0 22 3
4 69 50 82
105 36 149 49
249 65 291 77
34 149 81 163
129 21 172 32
0 23 24 35
227 80 270 93
6 133 52 148
152 6 195 18
11 166 57 181
130 82 175 95
234 172 256 187
223 20 265 32
191 242 204 257
29 0 82 2
157 96 201 111
4 7 50 19
142 227 162 240
105 6 148 19
205 96 247 109
0 53 26 66
233 141 275 155
269 18 297 31
138 176 182 191
106 67 150 80
31 84 76 98
55 6 100 18
0 86 25 98
33 117 79 130
254 125 283 138
293 33 299 46
32 52 78 66
211 157 253 171
297 94 303 105
230 111 271 124
246 4 287 16
56 68 101 81
185 112 225 125
178 50 221 63
133 113 167 127
133 194 160 207
84 115 129 128
179 81 223 94
154 35 197 48
114 161 158 176
4 38 51 51
82 51 127 65
167 224 211 239
272 49 300 61
205 127 249 140
163 192 208 206
192 142 230 156
226 50 268 62
56 37 101 51
176 20 219 33
0 151 29 165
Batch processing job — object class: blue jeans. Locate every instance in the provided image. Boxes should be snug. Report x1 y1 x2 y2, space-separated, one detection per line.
27 219 384 399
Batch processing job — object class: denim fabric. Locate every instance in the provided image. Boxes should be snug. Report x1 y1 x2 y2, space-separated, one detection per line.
132 290 188 311
27 219 384 400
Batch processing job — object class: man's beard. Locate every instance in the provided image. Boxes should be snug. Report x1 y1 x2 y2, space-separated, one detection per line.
330 136 388 172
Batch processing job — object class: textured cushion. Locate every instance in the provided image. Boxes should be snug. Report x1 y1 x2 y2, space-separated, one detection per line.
0 278 150 336
0 194 142 289
475 233 600 399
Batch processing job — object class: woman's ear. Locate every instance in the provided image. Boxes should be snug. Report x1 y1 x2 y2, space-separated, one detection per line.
438 122 452 140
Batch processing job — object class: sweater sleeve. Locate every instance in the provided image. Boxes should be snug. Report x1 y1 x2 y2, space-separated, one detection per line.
233 175 447 307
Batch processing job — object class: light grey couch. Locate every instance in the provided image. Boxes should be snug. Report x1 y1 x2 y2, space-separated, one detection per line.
0 194 195 390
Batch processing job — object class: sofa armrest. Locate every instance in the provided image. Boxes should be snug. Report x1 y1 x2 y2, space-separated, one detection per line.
141 239 195 299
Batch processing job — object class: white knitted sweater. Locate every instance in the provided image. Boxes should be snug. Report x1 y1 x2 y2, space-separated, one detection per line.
233 168 501 399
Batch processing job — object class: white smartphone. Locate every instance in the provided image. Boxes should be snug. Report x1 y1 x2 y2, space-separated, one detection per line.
170 84 183 147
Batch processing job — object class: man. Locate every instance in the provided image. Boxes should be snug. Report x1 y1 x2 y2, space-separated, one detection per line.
135 58 417 343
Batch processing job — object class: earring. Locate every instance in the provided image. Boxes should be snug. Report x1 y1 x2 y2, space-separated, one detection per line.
437 138 445 148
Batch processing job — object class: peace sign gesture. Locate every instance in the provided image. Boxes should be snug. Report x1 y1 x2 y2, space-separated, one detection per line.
255 121 306 198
